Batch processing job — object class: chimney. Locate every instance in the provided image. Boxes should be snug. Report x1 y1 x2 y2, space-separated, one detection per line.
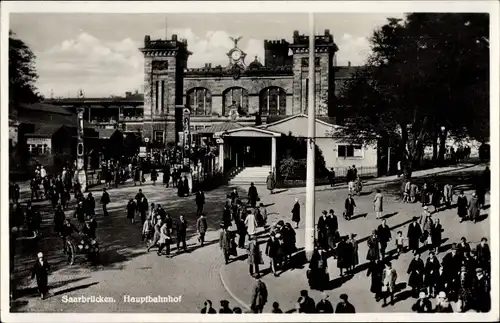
325 29 330 36
348 61 351 67
144 35 151 45
172 34 177 41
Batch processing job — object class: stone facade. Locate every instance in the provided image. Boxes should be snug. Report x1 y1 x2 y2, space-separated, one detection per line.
141 29 358 145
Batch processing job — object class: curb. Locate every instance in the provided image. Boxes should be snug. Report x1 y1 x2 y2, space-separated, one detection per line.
219 266 252 312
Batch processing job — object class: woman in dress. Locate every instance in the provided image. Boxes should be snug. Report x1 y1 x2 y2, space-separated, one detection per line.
457 190 468 222
291 198 300 229
308 246 329 290
373 189 383 219
347 233 359 272
366 259 383 301
344 194 356 221
420 182 429 206
366 230 380 263
430 218 443 254
336 236 352 277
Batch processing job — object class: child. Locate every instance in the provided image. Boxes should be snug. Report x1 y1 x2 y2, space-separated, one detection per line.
395 231 405 256
272 301 283 313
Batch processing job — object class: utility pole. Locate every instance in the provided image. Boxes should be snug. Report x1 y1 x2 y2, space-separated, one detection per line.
305 12 316 261
75 89 87 192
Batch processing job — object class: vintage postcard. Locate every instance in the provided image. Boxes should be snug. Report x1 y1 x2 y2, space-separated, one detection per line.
1 1 498 322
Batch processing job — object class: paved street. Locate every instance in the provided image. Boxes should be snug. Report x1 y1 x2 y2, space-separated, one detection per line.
11 163 489 313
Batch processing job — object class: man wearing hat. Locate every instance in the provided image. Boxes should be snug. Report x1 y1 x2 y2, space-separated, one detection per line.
316 292 334 313
472 267 491 313
335 294 355 313
219 300 233 313
297 290 316 313
31 252 51 299
442 245 461 286
475 237 491 274
317 210 328 250
435 291 453 312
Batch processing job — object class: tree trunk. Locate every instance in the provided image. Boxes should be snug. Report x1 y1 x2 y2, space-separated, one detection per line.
400 123 413 179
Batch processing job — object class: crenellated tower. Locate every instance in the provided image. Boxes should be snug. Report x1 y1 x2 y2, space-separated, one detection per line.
140 34 191 144
264 39 291 68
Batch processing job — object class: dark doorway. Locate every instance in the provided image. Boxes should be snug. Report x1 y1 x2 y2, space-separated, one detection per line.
230 137 271 168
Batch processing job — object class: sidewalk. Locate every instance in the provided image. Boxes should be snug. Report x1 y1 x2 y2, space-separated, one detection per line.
219 163 489 313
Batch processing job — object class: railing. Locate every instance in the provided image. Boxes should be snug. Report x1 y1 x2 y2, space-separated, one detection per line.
330 166 378 178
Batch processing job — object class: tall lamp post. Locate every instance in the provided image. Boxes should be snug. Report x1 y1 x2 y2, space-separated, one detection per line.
305 12 316 261
75 89 87 192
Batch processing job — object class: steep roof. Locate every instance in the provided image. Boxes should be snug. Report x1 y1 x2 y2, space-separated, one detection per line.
25 124 65 138
195 122 243 134
96 128 120 139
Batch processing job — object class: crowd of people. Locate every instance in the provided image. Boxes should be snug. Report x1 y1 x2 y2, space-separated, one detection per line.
10 158 491 314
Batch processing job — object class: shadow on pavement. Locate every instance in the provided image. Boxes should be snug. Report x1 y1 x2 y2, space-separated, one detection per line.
52 282 99 296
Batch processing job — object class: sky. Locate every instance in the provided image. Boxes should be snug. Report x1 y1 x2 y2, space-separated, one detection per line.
10 13 404 98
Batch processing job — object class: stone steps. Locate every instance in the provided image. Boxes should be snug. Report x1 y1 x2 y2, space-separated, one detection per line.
229 166 271 185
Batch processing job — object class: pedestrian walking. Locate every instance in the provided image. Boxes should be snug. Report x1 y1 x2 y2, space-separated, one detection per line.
316 292 334 313
142 215 154 246
291 198 300 229
31 252 50 299
377 219 391 259
366 230 380 263
85 193 96 217
472 268 490 313
326 209 338 252
151 168 158 185
329 168 335 187
100 188 110 216
247 237 262 278
411 292 432 312
126 199 136 224
457 237 471 259
410 182 418 203
317 211 328 250
245 209 258 238
407 253 425 297
163 165 170 188
347 233 359 272
266 172 276 195
443 183 453 208
431 184 442 213
430 218 443 254
373 189 383 219
248 182 258 207
366 259 383 301
147 217 162 252
74 201 85 225
475 237 491 274
424 252 440 297
403 179 411 203
419 206 433 250
335 294 356 313
336 236 351 276
456 267 473 312
344 194 356 220
308 246 329 290
265 233 280 276
381 261 397 306
457 190 468 222
196 214 208 246
157 219 171 257
195 190 205 216
395 231 405 257
200 300 216 313
175 215 187 253
468 192 480 223
220 224 232 264
250 276 268 313
407 219 422 254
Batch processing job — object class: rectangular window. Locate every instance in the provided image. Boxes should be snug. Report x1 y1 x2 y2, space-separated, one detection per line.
337 144 363 158
154 131 164 144
161 80 165 113
155 81 159 113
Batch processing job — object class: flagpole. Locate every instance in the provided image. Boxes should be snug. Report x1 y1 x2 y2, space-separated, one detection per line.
305 12 316 261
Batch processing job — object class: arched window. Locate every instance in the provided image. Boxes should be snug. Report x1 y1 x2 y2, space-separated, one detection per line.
259 87 287 116
222 87 249 116
186 88 212 116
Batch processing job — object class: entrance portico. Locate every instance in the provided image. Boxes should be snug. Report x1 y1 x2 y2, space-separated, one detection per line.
215 127 282 173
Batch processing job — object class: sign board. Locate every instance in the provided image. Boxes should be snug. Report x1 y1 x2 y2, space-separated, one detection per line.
139 146 147 157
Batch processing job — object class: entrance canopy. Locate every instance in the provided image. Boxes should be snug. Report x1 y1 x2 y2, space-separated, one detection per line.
216 126 282 138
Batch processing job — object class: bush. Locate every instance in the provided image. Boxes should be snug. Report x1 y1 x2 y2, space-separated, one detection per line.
277 136 328 180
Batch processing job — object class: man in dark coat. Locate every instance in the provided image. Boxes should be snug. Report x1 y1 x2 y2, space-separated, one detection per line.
248 183 258 207
336 236 352 276
222 202 232 229
472 268 490 313
250 276 268 313
196 214 208 246
407 253 425 297
329 168 335 187
85 193 96 217
195 190 205 216
100 188 110 216
344 194 356 220
457 190 468 221
377 219 391 259
442 246 462 288
175 215 188 253
326 209 338 252
366 230 380 263
407 219 422 254
265 234 280 276
266 172 276 194
476 237 491 274
316 293 334 313
366 260 383 301
335 294 355 313
31 252 50 299
317 211 328 250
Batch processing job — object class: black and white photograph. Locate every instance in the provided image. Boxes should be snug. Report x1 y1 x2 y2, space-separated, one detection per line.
1 1 498 321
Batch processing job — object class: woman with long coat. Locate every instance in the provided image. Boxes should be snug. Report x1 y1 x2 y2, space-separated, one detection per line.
468 193 480 223
407 253 425 297
347 234 359 271
366 260 383 301
127 199 136 224
366 231 380 262
457 191 468 221
430 218 443 254
424 252 441 298
162 166 170 188
336 237 352 276
150 169 158 185
373 189 383 219
291 198 300 229
420 183 429 206
431 184 441 213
